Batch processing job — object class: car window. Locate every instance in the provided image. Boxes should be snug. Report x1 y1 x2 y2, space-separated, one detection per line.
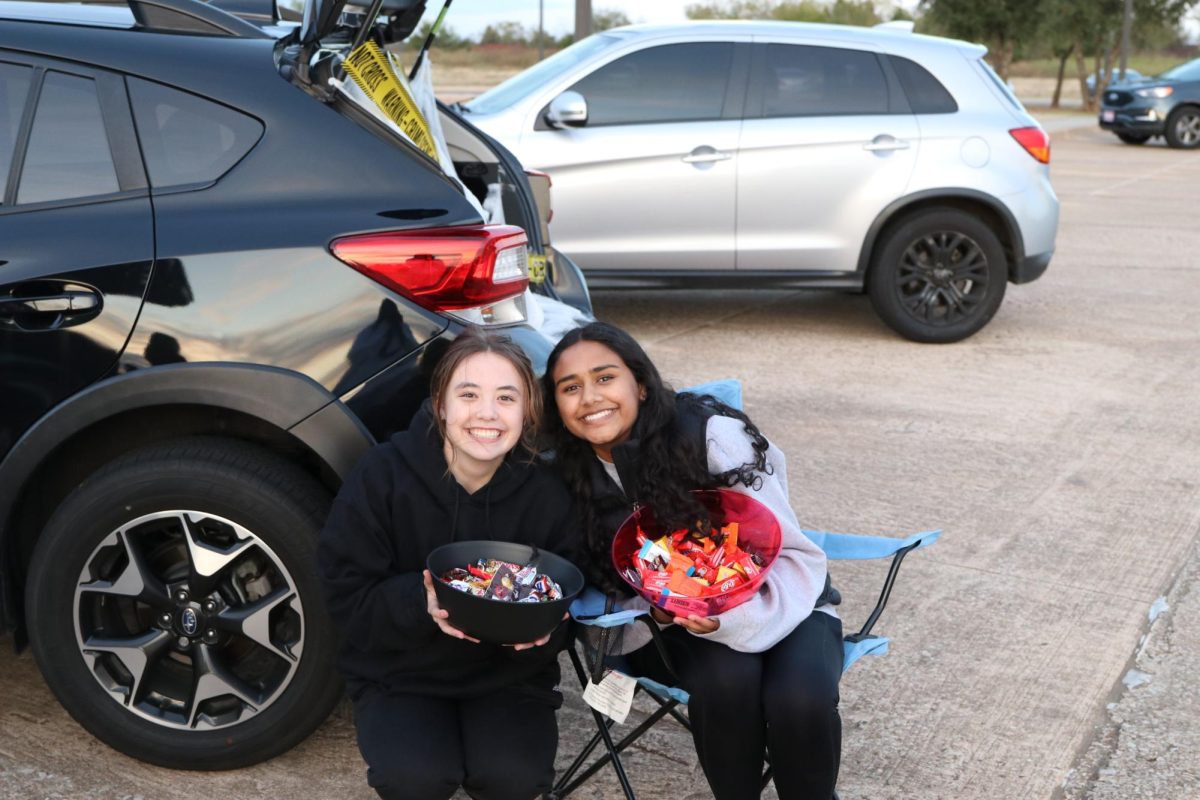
568 42 734 126
466 33 625 115
128 77 263 189
761 44 888 117
0 63 33 203
17 71 119 205
1160 58 1200 82
890 55 957 114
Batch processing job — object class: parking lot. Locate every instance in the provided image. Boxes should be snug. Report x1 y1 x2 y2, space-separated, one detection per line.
2 117 1199 799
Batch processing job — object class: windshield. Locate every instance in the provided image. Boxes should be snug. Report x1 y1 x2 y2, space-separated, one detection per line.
1160 58 1200 82
464 33 625 115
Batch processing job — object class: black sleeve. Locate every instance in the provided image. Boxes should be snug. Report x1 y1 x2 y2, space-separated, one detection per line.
317 451 439 652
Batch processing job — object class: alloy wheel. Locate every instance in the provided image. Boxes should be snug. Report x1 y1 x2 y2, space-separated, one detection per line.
1173 111 1200 146
73 510 304 730
894 231 991 328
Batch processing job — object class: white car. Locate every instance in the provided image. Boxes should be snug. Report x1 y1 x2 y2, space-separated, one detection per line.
460 21 1060 343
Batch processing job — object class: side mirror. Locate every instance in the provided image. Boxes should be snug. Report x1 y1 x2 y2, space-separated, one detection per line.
545 91 588 129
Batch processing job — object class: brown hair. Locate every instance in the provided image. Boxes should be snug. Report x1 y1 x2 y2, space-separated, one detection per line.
429 328 542 456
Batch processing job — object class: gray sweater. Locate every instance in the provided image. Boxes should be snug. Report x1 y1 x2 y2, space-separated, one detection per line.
607 414 833 654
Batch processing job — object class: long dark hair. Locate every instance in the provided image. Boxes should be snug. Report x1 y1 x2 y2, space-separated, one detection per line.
542 322 770 588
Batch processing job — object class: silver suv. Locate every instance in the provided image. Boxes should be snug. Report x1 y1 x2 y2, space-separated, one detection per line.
461 21 1059 343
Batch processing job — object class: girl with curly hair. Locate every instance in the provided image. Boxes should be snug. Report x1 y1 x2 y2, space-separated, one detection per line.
543 321 842 800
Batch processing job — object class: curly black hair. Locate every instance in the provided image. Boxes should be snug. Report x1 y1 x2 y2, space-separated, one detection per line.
541 322 770 591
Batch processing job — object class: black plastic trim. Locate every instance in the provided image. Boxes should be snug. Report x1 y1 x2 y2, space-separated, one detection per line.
584 270 863 291
0 363 375 637
1013 250 1052 284
854 188 1026 279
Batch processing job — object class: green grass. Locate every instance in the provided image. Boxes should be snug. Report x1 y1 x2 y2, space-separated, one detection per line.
1009 53 1193 79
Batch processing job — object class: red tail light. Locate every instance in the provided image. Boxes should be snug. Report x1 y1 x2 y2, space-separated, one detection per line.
331 224 529 311
1010 127 1050 164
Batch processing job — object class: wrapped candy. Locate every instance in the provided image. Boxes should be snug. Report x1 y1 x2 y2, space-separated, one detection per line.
612 491 782 617
439 557 563 603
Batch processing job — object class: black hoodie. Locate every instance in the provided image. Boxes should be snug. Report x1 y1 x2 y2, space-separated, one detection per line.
317 400 578 702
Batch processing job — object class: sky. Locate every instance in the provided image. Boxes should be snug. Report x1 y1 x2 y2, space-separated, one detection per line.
445 0 691 39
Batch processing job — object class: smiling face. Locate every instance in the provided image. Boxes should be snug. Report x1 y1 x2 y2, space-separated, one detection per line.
551 340 645 462
439 352 526 484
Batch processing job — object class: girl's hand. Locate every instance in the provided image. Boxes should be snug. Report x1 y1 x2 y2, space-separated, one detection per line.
423 570 480 643
504 612 569 651
674 614 720 635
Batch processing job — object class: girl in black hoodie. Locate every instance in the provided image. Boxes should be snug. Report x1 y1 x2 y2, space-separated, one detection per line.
318 330 577 800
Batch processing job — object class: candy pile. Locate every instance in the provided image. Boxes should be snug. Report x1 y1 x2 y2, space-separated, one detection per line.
440 559 564 603
620 522 767 604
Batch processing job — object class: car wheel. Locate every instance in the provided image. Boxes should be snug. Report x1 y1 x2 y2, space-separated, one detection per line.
25 437 340 770
1165 106 1200 149
1116 132 1151 145
868 208 1007 343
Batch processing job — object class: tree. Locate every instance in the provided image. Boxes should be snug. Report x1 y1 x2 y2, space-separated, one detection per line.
685 0 880 25
918 0 1044 80
593 9 632 31
479 21 527 45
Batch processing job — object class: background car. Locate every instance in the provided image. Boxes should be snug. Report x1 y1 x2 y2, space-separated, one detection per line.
460 21 1059 344
1086 66 1144 99
0 0 589 771
1100 57 1200 148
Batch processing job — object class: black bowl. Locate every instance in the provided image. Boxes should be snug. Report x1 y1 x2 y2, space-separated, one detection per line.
427 541 584 645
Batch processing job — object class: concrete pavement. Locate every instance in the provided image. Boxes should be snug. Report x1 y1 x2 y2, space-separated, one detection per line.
3 119 1199 800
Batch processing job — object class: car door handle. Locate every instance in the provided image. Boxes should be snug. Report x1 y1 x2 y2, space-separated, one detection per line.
0 290 101 316
863 135 911 152
681 146 732 164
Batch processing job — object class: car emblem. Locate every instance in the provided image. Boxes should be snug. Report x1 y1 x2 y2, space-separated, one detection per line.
180 607 199 636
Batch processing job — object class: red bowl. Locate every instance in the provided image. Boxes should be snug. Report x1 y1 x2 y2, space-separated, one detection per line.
611 489 782 617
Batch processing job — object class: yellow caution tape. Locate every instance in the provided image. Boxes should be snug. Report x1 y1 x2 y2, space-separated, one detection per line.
528 254 547 284
342 41 438 162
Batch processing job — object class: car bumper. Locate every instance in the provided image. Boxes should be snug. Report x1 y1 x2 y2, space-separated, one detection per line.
1098 102 1171 135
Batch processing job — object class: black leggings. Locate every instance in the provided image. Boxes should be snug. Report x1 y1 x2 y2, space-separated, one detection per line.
628 611 844 800
351 688 558 800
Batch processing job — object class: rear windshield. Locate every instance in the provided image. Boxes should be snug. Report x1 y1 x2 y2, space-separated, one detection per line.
976 57 1024 111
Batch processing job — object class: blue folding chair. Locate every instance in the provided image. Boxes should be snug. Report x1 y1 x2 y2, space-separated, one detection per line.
547 380 940 799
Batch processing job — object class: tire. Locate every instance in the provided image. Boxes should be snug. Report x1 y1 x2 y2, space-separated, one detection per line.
1165 106 1200 149
1116 132 1151 145
25 437 340 769
867 208 1007 343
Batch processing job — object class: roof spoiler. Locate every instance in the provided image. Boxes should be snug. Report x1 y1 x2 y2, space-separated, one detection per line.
126 0 272 37
873 20 915 33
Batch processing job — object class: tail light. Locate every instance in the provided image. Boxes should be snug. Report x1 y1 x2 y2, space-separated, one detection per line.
331 224 529 312
1010 127 1050 164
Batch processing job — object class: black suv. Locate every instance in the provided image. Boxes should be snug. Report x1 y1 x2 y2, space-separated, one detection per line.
0 0 590 770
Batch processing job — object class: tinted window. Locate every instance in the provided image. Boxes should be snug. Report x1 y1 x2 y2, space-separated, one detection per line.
569 43 734 126
129 78 263 188
0 63 32 203
762 44 888 117
891 56 957 114
18 71 119 204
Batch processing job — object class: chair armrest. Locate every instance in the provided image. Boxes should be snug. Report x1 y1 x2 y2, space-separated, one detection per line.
571 587 648 628
803 529 941 560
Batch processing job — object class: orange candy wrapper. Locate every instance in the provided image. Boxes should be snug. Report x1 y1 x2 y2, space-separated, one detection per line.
612 490 783 617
